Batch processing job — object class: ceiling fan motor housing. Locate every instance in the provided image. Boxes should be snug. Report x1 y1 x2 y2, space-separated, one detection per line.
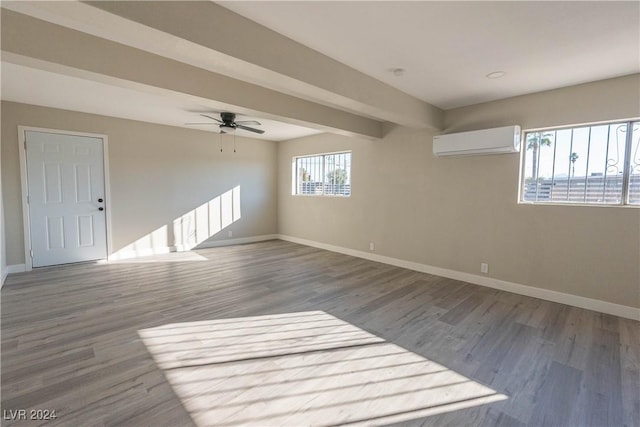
220 112 236 124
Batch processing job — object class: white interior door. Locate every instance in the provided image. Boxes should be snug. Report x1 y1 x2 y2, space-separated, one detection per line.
25 131 107 267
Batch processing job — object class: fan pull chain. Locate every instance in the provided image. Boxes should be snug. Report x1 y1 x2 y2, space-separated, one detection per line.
233 133 237 153
219 132 223 152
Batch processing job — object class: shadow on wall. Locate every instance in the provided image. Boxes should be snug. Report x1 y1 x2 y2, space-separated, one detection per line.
111 186 241 260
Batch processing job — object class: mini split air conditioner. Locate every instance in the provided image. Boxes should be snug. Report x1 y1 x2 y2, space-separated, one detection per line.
433 125 521 157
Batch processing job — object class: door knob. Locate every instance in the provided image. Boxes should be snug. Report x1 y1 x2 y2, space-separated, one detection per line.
98 207 104 211
98 198 104 203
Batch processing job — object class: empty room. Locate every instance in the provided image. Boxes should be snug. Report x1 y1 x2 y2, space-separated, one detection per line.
1 1 639 426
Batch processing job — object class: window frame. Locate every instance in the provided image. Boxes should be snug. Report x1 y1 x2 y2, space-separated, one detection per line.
292 151 352 197
518 118 640 207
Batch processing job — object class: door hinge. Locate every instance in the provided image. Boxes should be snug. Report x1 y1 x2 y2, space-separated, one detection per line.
30 250 33 258
26 195 29 204
24 140 27 150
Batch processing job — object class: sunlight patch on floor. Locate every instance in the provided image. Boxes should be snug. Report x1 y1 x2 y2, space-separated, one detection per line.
139 311 507 426
110 250 209 263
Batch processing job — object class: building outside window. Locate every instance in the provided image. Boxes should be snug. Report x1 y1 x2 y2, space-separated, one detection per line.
521 120 639 206
294 151 352 196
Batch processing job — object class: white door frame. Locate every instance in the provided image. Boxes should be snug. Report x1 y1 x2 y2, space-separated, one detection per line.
18 126 113 271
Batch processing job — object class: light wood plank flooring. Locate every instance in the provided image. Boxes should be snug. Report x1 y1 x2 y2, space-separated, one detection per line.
2 240 638 426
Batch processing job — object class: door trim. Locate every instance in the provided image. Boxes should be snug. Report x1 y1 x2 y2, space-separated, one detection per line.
18 126 113 271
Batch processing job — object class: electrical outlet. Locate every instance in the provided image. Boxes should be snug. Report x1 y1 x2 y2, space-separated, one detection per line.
369 242 375 251
228 230 233 238
481 263 489 274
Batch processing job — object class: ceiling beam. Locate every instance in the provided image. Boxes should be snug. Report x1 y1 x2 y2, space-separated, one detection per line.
1 9 383 139
3 0 443 130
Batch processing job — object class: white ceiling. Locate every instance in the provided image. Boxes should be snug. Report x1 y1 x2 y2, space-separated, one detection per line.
2 1 637 137
220 1 640 109
0 63 322 141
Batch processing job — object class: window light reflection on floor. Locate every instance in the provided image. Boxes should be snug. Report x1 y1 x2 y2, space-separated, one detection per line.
139 311 507 426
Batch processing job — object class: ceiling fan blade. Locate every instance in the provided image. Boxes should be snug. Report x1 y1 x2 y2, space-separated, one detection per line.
235 120 262 126
236 124 265 134
200 114 223 123
185 122 217 125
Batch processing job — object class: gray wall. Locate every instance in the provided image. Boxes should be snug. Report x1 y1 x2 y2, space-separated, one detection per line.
3 75 639 310
0 99 5 284
1 101 278 265
278 75 640 308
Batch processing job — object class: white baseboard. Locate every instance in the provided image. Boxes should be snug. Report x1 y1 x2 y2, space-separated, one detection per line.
6 236 279 270
109 235 279 260
6 264 26 274
278 234 640 321
196 234 279 249
1 268 6 288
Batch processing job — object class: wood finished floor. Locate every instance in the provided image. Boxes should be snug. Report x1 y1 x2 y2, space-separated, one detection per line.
1 240 638 427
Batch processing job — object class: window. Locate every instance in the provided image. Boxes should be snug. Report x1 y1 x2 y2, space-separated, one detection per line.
521 120 639 206
294 151 352 196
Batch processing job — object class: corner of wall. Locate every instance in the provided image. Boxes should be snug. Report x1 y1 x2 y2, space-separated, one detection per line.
1 197 4 287
1 99 6 288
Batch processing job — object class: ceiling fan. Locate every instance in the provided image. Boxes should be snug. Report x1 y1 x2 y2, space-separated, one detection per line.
186 112 265 134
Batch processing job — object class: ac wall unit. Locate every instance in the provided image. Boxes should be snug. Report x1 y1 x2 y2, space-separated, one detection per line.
433 125 521 157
